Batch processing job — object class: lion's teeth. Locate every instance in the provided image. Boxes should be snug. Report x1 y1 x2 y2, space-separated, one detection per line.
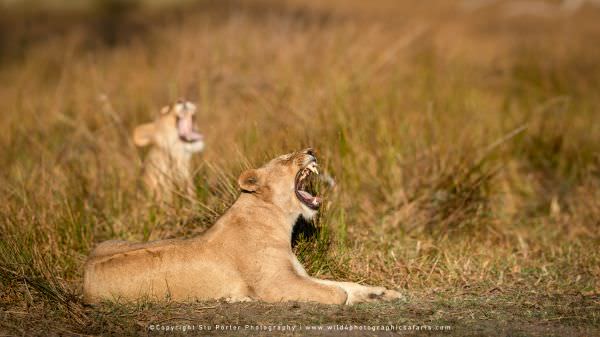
175 103 185 114
307 163 319 175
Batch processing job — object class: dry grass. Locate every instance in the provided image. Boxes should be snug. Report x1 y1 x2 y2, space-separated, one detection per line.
1 0 599 335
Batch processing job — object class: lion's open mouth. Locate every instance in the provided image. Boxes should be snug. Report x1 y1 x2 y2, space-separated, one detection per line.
177 115 203 143
175 102 203 143
295 160 321 210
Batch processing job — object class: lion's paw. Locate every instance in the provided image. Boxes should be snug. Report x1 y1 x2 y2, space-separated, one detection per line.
224 296 253 303
381 289 403 301
346 285 403 304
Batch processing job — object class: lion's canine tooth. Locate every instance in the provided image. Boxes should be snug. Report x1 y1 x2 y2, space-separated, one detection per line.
306 162 319 175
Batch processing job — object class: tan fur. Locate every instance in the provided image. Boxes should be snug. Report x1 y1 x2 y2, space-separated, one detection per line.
83 149 402 305
133 101 204 202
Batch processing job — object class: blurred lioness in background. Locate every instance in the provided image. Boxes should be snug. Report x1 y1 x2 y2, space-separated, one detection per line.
83 148 401 305
133 100 204 202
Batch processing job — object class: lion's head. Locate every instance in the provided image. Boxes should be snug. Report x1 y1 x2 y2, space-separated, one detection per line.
238 148 322 220
133 100 205 154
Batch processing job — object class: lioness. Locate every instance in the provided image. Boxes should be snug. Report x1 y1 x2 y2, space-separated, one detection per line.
83 149 401 305
133 100 204 202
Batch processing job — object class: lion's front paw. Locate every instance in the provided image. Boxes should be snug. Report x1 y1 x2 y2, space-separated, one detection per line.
345 285 382 304
346 286 403 304
224 296 253 303
381 289 403 301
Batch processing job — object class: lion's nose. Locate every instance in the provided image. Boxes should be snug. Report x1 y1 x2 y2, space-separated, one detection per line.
305 148 316 157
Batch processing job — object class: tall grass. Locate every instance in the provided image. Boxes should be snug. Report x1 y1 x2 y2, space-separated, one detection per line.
0 0 599 333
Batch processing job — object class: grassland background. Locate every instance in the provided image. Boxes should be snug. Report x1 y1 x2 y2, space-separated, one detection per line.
0 0 599 335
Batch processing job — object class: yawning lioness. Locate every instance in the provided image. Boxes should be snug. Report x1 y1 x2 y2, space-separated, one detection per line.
83 149 401 305
133 100 204 202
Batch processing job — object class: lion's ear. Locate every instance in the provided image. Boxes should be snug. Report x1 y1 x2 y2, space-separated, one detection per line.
238 169 260 192
133 122 155 147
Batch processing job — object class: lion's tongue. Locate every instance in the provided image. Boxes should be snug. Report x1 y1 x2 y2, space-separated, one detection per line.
298 190 321 206
177 116 203 142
